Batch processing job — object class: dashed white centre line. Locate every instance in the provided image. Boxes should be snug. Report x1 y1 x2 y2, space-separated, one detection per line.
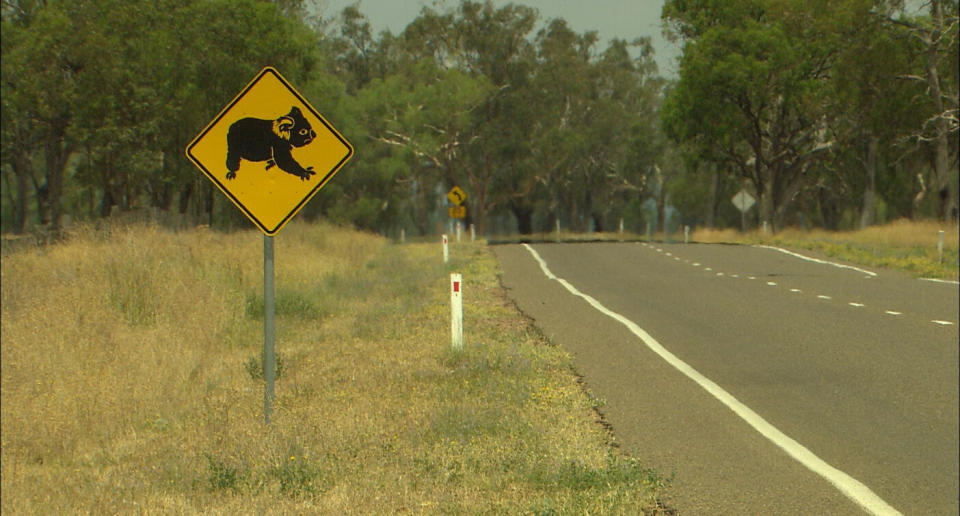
849 302 865 307
789 288 802 293
931 320 954 326
818 295 832 300
767 281 778 286
884 311 902 316
522 244 902 516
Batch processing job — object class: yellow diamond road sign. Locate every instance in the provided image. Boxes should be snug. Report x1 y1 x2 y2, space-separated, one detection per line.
186 67 353 235
447 186 466 206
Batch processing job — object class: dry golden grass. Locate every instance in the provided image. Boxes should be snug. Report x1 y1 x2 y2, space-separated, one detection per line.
1 220 666 514
691 219 959 279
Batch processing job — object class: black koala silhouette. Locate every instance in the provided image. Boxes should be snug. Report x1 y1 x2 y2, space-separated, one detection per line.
225 106 317 181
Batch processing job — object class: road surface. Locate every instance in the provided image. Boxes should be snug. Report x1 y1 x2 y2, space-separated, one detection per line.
494 241 958 515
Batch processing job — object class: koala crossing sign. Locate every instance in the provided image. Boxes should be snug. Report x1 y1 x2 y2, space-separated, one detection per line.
187 67 353 235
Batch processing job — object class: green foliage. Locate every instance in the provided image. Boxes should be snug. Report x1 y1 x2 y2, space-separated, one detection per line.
204 453 245 492
244 353 285 382
270 453 330 497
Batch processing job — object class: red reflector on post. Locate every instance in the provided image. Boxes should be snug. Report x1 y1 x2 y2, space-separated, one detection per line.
453 281 460 292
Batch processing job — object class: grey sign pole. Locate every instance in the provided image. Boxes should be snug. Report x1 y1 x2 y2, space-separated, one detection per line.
263 235 276 425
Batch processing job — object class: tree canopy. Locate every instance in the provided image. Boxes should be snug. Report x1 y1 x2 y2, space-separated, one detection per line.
1 0 956 237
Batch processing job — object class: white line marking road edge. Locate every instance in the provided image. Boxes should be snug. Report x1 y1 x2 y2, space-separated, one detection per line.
919 277 960 285
521 244 901 516
754 245 877 277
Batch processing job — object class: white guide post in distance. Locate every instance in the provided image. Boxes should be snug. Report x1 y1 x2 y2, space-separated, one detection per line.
450 273 463 351
442 234 449 263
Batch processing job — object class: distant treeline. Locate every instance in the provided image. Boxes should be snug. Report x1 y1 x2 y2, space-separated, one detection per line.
1 0 957 237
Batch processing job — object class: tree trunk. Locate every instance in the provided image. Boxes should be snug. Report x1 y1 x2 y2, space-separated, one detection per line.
11 152 31 234
656 187 666 234
925 0 958 222
760 169 775 233
44 124 70 233
512 204 533 235
859 135 878 229
592 213 604 233
818 186 841 230
705 165 718 229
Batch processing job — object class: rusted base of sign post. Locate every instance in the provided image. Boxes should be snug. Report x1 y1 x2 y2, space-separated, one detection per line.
264 235 276 425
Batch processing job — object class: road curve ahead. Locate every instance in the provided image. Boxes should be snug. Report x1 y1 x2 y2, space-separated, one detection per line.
494 242 958 515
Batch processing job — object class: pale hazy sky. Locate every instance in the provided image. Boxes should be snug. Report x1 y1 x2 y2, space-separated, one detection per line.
318 0 680 77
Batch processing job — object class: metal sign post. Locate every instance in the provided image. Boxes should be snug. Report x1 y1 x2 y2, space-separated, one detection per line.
186 66 354 426
263 235 276 424
732 188 756 233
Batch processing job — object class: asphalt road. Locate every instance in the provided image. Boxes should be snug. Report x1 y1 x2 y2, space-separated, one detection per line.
493 241 959 515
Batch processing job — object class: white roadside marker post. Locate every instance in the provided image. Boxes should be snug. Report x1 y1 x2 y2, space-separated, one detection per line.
451 273 463 351
684 225 690 244
456 223 462 243
442 234 449 263
938 230 944 264
555 219 561 242
470 224 476 243
400 228 405 244
619 218 624 236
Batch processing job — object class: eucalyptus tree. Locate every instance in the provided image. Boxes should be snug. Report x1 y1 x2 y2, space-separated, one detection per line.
878 0 958 221
0 1 84 231
662 0 851 231
826 2 928 227
393 0 539 235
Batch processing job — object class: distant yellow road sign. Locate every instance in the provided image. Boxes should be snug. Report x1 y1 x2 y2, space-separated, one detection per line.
186 67 353 235
447 186 466 206
449 205 466 219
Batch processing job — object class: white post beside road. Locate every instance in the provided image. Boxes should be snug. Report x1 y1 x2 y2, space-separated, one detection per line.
450 273 463 351
555 219 561 242
938 230 944 264
619 218 624 236
470 224 476 243
400 228 405 244
456 223 462 243
684 225 690 244
442 234 449 263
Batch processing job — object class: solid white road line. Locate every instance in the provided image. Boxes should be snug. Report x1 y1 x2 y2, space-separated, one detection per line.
522 244 902 516
755 245 877 277
919 277 960 285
